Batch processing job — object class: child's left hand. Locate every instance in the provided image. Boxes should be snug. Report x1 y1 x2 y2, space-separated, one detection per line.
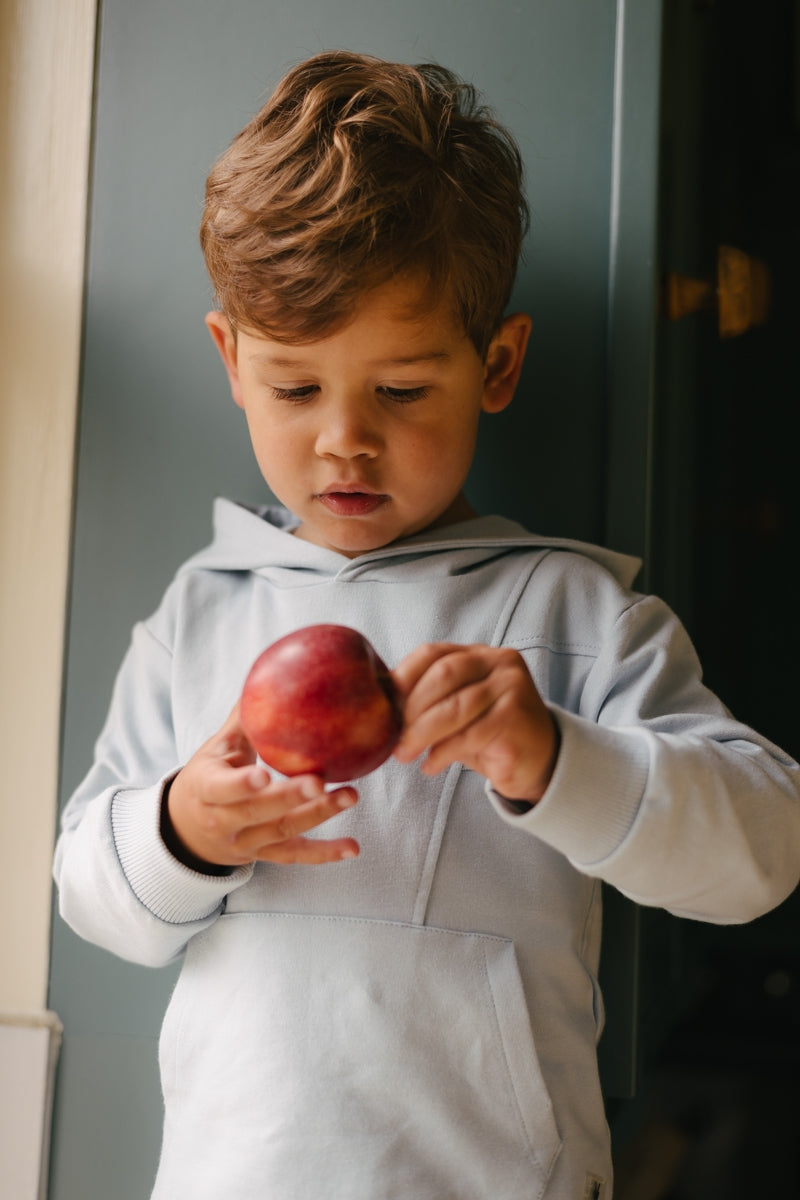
392 643 559 803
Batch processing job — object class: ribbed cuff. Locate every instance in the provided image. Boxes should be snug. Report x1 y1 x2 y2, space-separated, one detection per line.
111 779 254 924
487 706 650 866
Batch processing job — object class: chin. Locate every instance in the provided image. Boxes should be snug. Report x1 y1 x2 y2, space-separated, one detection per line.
294 520 393 558
332 531 395 557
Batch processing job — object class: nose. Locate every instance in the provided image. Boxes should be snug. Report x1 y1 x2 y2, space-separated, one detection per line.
314 395 383 460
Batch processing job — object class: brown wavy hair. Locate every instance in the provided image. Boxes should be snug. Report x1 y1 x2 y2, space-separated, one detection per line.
200 51 528 357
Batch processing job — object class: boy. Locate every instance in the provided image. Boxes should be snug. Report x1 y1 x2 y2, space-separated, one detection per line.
54 51 800 1199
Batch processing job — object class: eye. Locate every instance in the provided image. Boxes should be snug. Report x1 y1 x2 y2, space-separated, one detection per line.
378 385 431 403
270 385 318 402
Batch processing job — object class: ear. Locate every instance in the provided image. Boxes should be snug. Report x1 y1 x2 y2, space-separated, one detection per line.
205 311 244 408
481 313 532 414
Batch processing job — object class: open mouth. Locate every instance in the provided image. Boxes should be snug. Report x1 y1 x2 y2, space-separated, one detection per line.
318 491 387 516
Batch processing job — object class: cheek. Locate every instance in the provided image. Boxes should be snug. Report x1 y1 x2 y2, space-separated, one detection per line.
244 412 301 481
402 425 477 490
427 410 480 461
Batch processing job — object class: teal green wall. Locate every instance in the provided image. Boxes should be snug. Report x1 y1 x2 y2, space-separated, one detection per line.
50 2 662 1195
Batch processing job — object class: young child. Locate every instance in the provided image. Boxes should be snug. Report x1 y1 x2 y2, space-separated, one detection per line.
54 50 800 1200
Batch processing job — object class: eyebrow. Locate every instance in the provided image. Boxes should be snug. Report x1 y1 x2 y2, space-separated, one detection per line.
248 350 452 369
381 351 451 366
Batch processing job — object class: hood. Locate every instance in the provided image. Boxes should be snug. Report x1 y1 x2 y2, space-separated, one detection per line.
177 499 642 590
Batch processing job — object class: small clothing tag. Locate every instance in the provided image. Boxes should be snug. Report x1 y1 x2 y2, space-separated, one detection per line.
582 1174 606 1200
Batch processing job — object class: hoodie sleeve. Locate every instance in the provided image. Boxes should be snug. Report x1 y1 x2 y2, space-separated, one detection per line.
53 616 253 968
489 592 800 923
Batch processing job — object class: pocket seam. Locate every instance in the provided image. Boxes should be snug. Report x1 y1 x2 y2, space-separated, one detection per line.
480 941 561 1186
479 941 537 1159
218 908 513 946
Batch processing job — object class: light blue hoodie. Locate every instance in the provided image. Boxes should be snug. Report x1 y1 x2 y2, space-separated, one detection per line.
54 501 800 1199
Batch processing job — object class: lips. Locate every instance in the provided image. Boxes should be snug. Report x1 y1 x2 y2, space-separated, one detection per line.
318 490 387 516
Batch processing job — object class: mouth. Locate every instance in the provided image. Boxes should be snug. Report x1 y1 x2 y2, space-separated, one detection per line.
317 488 388 516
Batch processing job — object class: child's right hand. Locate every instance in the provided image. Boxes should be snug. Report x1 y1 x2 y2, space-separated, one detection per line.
165 705 360 869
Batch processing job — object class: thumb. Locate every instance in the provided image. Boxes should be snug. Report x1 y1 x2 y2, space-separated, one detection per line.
216 701 258 766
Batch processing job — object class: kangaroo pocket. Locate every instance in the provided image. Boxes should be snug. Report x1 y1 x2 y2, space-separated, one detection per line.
155 913 562 1200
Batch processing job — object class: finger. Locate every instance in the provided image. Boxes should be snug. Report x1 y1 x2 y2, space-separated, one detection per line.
395 648 544 773
404 647 494 722
253 835 360 866
231 782 358 849
391 642 464 698
187 778 357 865
423 689 559 800
214 702 261 767
192 759 273 806
395 649 496 760
187 701 258 772
419 697 507 775
403 674 489 752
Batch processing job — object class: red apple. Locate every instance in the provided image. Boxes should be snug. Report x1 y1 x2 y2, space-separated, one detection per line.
239 624 403 782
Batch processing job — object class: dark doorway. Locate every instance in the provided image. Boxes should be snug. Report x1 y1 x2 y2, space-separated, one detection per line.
613 4 800 1195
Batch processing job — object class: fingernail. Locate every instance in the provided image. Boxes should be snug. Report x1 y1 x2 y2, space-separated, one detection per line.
340 848 358 859
337 790 358 809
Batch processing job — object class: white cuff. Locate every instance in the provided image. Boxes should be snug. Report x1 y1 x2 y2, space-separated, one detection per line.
111 779 254 924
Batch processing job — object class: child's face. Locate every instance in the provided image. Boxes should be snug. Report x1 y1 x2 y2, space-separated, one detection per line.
207 275 530 558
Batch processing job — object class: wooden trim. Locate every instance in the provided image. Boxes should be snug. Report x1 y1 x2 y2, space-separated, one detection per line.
0 0 98 1013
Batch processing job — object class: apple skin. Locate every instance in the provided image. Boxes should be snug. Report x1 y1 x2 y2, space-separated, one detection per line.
239 624 404 783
